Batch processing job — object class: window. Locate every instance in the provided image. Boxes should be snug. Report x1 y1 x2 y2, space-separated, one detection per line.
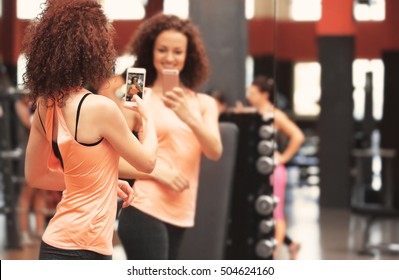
102 0 146 20
245 56 254 88
293 62 321 117
290 0 322 21
371 129 382 191
17 0 45 20
245 0 255 20
354 0 385 21
17 53 27 89
352 59 385 192
352 59 384 121
163 0 189 19
17 0 147 20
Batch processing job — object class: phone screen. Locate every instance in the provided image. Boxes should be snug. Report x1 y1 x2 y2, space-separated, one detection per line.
126 68 145 101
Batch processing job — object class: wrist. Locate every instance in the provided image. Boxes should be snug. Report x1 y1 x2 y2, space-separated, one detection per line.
184 113 199 129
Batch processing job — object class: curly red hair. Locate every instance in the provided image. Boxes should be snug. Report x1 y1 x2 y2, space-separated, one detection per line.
127 13 209 89
23 0 116 105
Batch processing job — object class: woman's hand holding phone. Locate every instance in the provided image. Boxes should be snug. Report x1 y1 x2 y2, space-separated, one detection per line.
161 87 194 124
161 69 190 118
124 87 154 143
123 87 151 116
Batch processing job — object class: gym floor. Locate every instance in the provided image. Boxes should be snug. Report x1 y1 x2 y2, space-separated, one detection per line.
1 169 399 260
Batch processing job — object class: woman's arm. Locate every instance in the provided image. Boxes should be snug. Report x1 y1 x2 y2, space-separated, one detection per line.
119 157 189 192
274 109 305 165
162 89 222 161
98 95 157 174
25 107 66 191
118 157 153 179
14 98 32 129
193 94 223 160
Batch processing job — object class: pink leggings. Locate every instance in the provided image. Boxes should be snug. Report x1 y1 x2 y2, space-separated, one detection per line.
270 164 287 221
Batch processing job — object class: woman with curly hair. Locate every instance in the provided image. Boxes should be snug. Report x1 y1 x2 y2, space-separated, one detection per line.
23 0 157 260
116 13 223 260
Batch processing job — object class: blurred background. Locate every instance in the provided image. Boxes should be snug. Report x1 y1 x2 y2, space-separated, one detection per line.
1 0 399 260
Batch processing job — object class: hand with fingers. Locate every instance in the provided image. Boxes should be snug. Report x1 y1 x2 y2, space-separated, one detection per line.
161 87 193 123
117 179 135 208
151 165 189 193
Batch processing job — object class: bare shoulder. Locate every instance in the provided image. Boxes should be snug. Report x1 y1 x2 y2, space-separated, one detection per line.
197 92 214 103
273 107 295 129
36 97 48 118
36 97 46 108
86 93 117 106
84 93 120 116
273 107 287 120
197 92 218 113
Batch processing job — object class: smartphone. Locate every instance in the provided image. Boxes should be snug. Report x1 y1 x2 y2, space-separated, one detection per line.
126 67 146 101
162 69 179 94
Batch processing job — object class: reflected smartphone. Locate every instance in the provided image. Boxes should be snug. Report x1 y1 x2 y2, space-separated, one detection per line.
162 69 179 94
125 67 146 102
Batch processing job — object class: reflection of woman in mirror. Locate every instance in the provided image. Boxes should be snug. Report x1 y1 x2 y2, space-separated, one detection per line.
246 75 304 260
117 13 222 260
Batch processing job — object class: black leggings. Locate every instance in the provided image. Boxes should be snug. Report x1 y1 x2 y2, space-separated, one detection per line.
117 206 186 260
284 235 293 245
39 241 112 260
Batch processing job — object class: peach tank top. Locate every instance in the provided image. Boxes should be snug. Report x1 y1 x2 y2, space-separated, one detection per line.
42 96 119 255
131 93 202 227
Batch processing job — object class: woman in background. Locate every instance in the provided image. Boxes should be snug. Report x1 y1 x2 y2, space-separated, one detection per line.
246 75 304 260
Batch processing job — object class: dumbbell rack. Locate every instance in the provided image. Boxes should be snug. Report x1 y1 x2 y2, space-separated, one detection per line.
220 112 277 260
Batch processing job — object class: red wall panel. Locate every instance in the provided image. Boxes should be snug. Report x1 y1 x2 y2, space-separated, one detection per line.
316 0 355 35
112 21 142 55
276 21 317 60
2 0 399 65
247 18 275 56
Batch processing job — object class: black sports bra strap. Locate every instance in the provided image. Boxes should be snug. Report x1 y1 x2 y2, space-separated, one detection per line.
37 103 46 134
75 93 91 141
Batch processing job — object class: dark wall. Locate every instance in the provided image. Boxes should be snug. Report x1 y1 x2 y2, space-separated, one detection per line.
380 51 399 208
189 0 248 106
318 36 354 208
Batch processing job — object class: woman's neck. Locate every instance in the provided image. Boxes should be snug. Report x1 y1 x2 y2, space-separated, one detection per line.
151 80 163 95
